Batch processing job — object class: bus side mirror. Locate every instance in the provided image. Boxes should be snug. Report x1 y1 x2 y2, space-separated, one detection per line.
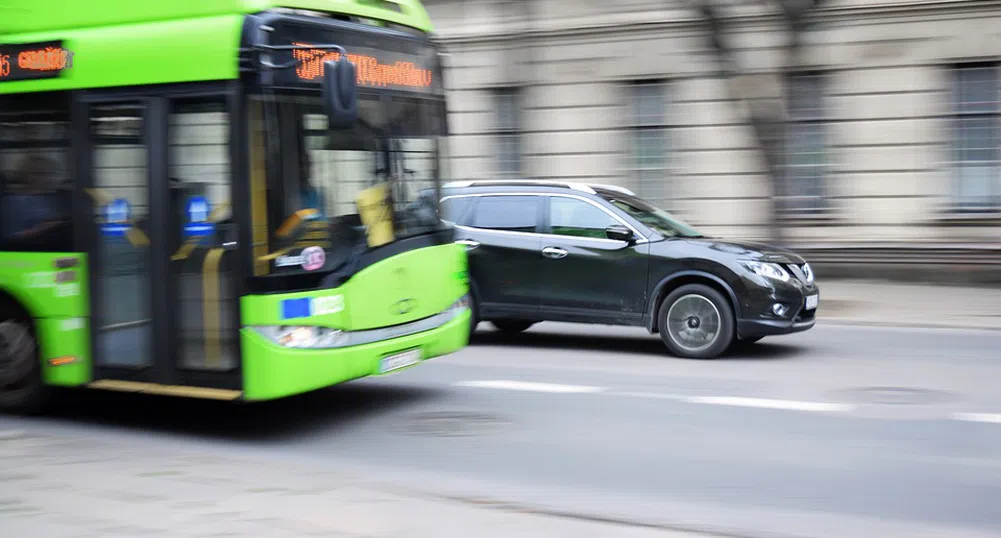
322 58 358 128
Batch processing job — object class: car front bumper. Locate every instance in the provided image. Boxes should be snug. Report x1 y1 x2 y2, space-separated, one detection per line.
737 279 819 339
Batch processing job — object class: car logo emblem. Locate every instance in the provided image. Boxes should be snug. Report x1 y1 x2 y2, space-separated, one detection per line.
392 298 416 315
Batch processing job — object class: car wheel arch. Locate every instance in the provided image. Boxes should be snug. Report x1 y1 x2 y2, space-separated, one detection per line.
646 271 741 333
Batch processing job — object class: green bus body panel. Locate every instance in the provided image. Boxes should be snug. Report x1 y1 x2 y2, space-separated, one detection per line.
240 243 469 400
0 252 92 387
0 253 88 318
2 0 433 35
0 0 434 95
240 243 467 330
37 317 92 387
0 15 244 95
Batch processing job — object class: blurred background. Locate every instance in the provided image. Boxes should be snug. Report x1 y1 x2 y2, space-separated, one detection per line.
424 0 1001 283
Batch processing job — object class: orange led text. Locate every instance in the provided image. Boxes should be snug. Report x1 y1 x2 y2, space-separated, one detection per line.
292 43 432 89
19 47 73 71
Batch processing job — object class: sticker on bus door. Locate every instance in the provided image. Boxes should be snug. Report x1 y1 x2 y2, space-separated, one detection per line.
101 198 131 237
184 196 215 239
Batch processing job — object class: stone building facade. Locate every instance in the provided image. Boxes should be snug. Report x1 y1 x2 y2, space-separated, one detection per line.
423 0 1001 260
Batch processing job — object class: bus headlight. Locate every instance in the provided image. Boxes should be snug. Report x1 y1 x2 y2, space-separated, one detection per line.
252 325 347 348
449 293 470 314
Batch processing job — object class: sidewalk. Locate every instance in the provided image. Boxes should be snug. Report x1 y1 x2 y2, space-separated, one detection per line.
0 429 718 538
815 279 1001 330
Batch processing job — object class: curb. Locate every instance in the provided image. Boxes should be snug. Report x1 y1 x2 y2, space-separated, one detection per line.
817 316 1001 332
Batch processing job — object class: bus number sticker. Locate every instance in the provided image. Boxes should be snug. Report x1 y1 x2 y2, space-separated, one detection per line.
313 295 344 316
300 246 325 271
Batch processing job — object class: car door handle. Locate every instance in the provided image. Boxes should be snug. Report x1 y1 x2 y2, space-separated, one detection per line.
541 246 568 259
456 239 480 250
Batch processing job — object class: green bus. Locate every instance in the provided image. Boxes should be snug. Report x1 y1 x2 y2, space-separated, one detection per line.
0 0 471 413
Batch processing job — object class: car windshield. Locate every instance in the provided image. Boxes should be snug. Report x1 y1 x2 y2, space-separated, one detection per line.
604 195 703 238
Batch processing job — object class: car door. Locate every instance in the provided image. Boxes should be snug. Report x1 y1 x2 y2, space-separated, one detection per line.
536 194 649 324
451 194 543 319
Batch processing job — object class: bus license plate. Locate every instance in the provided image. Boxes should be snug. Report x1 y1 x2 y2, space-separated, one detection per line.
805 294 819 310
379 349 422 374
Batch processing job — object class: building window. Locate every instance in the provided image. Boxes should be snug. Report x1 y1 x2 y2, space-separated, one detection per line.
951 64 1001 212
783 72 829 215
626 81 669 208
493 88 522 176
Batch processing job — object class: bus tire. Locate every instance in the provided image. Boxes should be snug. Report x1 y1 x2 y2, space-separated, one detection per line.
0 318 49 415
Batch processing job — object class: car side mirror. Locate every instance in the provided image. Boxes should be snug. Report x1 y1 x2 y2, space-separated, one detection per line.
321 57 359 128
605 224 634 243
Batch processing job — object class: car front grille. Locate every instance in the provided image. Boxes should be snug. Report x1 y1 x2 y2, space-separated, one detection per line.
795 308 816 322
783 263 812 284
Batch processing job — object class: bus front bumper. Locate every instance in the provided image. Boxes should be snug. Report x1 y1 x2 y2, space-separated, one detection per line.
241 308 471 401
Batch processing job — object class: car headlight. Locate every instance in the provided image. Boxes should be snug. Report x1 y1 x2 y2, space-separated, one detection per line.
802 262 815 284
252 325 347 348
738 260 790 282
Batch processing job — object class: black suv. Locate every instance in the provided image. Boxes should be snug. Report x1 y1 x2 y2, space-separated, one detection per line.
439 180 819 359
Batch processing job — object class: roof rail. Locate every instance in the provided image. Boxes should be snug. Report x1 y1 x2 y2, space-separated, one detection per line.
443 180 597 195
588 183 635 196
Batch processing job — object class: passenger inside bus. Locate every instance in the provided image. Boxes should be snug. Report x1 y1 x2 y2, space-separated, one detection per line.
297 150 325 218
0 154 70 250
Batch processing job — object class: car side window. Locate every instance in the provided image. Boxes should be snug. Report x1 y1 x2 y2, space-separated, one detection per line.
549 197 618 239
440 196 474 225
469 195 539 233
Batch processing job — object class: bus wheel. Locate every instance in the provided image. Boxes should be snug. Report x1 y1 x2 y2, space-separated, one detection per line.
0 319 47 415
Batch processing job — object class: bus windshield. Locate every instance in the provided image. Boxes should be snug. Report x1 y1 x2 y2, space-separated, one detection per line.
254 93 447 276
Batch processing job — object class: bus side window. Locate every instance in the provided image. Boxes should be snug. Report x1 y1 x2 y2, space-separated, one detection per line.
0 105 73 253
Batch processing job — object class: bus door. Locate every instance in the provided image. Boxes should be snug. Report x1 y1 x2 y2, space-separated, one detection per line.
82 95 240 389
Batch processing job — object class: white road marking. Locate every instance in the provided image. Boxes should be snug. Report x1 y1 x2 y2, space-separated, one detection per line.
454 381 1001 422
684 396 855 413
454 380 606 394
953 412 1001 424
612 391 687 402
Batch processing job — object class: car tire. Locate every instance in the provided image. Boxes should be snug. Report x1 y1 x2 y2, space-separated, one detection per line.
490 320 535 334
0 318 49 415
657 284 735 360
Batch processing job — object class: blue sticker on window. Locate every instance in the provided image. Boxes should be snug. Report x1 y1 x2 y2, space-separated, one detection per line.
100 198 131 237
184 196 215 238
281 298 312 320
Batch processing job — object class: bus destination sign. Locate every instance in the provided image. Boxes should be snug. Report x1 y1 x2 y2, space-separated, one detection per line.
269 21 441 95
292 43 433 93
0 41 74 82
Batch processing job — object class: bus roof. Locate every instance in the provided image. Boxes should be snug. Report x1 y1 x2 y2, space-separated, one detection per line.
0 0 434 95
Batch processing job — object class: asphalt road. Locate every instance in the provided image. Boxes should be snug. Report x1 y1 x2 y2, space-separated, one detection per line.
4 322 1001 538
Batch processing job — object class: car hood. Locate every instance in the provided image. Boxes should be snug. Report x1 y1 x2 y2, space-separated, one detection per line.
682 238 807 264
